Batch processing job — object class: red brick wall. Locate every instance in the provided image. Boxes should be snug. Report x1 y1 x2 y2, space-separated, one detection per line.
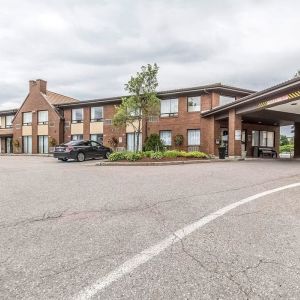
12 81 62 154
242 123 280 156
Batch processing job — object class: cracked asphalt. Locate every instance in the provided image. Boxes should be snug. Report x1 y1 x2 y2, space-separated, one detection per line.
1 156 300 299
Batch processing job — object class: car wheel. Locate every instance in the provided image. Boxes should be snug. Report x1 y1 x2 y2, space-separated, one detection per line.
62 158 68 162
77 152 85 162
105 151 111 159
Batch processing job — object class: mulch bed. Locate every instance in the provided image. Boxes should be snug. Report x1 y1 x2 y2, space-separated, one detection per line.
116 157 208 162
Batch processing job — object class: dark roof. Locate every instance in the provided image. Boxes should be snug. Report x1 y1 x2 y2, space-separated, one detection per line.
55 83 255 108
0 108 18 116
202 76 300 117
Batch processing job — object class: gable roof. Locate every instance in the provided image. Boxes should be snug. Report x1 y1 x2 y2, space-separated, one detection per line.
43 90 79 105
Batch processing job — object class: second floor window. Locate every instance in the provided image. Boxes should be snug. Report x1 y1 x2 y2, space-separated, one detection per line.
5 115 13 128
161 99 178 117
23 112 32 125
72 108 83 123
188 97 201 112
91 107 103 122
38 111 48 124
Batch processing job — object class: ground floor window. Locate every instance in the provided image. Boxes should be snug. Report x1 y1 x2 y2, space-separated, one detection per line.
90 134 103 144
38 135 48 154
127 132 142 151
187 129 200 145
252 131 274 147
160 130 172 146
23 136 32 154
71 135 83 141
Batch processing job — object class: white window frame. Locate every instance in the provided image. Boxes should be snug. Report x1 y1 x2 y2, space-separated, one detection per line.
5 115 13 128
38 111 48 125
188 129 201 146
72 108 84 123
90 134 103 144
187 97 201 112
160 99 178 117
91 107 104 122
160 130 172 146
23 112 32 125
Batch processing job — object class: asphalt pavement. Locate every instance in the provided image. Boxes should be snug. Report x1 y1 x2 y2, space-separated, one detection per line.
0 156 300 299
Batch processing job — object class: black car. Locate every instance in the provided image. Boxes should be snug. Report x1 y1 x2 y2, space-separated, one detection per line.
53 140 112 162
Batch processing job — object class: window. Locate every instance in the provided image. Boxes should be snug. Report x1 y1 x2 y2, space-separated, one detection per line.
71 134 83 141
5 115 13 128
38 111 48 124
187 97 201 112
72 108 83 123
188 129 200 145
23 136 32 154
252 130 275 147
23 112 32 125
38 136 48 154
90 134 103 144
219 96 235 106
267 131 275 147
91 107 104 122
160 99 178 117
127 133 142 151
160 131 172 146
252 131 259 146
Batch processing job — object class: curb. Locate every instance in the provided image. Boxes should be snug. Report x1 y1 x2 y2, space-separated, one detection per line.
0 154 52 157
97 158 245 166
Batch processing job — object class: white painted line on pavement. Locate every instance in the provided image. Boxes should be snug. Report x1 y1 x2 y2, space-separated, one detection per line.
74 182 300 300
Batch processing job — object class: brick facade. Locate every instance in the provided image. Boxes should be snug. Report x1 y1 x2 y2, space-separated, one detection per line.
1 78 298 157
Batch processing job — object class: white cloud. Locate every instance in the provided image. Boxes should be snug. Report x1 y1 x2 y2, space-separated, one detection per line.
0 0 299 109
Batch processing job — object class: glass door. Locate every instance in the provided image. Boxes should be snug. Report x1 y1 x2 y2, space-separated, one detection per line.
6 137 12 153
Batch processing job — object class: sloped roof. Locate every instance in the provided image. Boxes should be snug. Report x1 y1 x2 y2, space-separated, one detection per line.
43 90 79 105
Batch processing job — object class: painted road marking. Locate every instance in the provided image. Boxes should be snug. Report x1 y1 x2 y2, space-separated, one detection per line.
73 182 300 300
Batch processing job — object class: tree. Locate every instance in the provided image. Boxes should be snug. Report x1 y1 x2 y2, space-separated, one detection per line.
280 135 289 146
113 63 160 152
294 70 300 78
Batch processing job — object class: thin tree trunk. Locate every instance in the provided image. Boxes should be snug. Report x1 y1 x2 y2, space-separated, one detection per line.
136 117 141 152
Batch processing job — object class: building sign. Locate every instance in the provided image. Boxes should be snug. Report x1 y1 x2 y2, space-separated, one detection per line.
257 90 300 109
235 130 241 141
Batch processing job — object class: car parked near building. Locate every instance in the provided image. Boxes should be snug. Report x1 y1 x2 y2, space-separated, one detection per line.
53 140 112 162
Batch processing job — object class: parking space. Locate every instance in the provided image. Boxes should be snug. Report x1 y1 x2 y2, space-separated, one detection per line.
1 156 300 299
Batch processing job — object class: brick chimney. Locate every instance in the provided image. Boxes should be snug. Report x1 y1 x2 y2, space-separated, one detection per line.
29 79 47 94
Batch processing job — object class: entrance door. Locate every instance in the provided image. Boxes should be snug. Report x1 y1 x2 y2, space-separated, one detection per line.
6 137 12 153
241 130 247 152
23 136 32 154
126 133 142 151
220 128 228 156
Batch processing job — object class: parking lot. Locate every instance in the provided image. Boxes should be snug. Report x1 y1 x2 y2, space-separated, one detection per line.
1 156 300 299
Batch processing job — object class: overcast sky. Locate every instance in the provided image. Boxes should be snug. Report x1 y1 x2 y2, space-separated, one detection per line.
0 0 299 111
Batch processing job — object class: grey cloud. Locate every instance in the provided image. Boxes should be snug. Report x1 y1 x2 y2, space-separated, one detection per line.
0 0 299 108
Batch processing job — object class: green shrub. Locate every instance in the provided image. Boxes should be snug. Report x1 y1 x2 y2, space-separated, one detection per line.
144 134 165 151
280 144 294 153
186 151 208 158
125 152 142 161
143 150 155 158
109 152 127 161
164 150 181 158
150 151 164 159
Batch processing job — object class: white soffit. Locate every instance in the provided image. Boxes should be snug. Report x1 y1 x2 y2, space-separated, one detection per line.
267 99 300 115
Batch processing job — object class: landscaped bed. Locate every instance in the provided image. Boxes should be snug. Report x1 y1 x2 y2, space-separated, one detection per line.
108 150 209 162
